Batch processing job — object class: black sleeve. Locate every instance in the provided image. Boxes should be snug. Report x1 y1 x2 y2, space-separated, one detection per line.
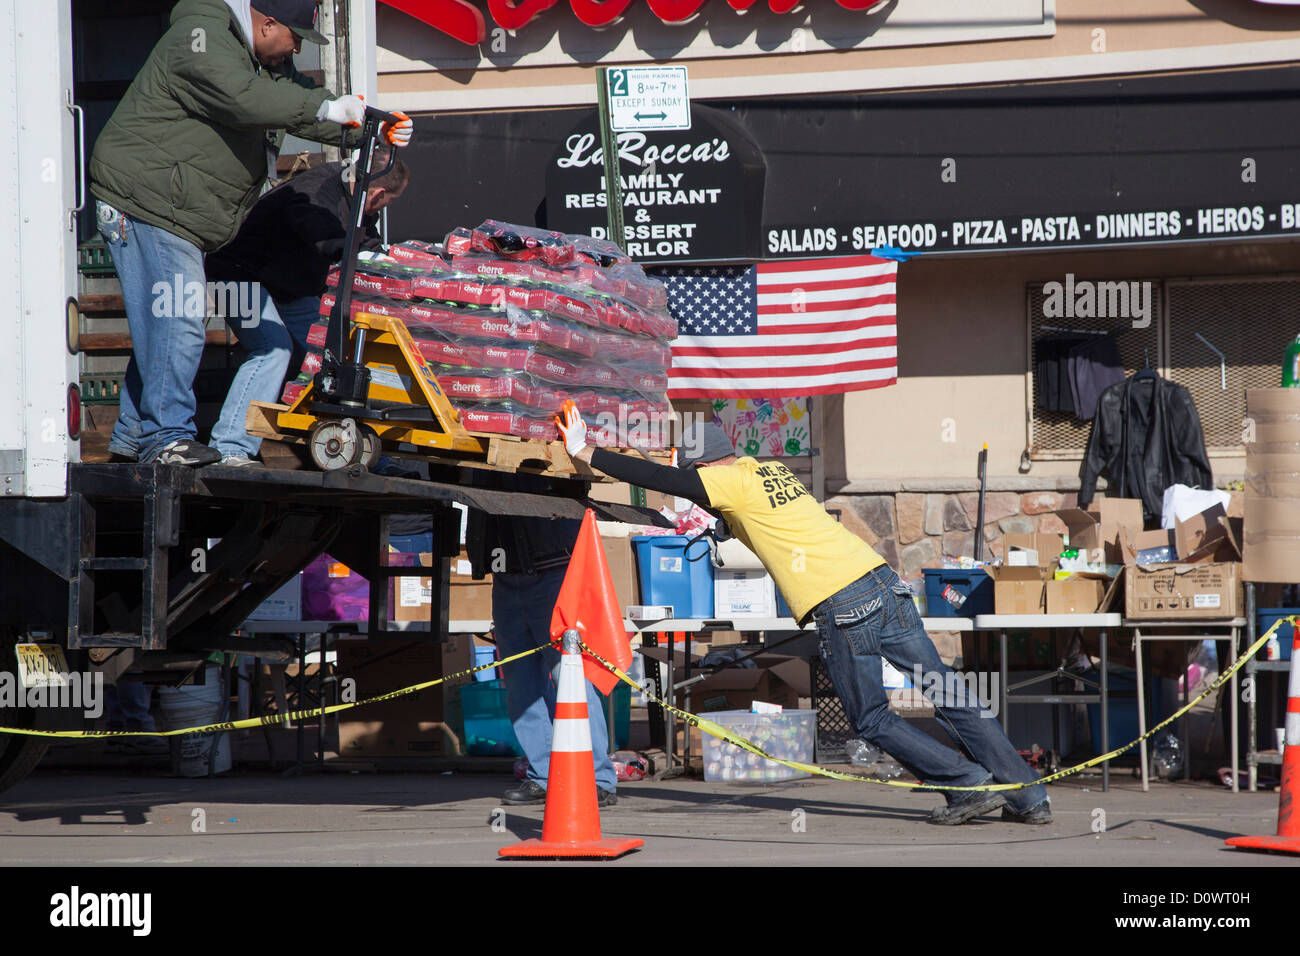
590 448 710 505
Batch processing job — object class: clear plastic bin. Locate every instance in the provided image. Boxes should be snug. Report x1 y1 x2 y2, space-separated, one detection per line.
701 709 816 783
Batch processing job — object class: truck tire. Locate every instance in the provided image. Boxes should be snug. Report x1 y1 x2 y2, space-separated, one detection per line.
0 736 49 795
0 637 49 794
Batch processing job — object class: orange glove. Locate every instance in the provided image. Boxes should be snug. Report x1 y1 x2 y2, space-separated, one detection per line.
381 111 413 148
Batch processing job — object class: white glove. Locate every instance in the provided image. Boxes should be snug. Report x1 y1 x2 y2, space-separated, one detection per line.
556 400 588 458
357 250 397 264
318 94 366 127
381 111 413 148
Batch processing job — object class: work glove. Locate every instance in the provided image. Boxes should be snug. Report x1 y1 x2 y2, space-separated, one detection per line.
555 400 588 458
317 94 366 127
357 250 397 264
380 111 413 148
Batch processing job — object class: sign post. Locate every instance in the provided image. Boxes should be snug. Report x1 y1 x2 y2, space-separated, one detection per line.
594 67 626 260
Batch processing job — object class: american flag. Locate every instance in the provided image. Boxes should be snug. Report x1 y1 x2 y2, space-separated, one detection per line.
656 255 898 398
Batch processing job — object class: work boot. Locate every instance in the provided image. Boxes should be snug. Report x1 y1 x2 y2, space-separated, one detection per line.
1002 799 1053 825
151 440 221 467
927 776 1005 825
597 787 617 808
502 780 547 805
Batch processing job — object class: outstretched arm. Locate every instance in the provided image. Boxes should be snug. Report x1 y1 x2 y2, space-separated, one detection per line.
558 402 710 504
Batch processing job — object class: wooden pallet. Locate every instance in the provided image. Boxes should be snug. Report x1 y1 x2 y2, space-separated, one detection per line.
246 401 669 479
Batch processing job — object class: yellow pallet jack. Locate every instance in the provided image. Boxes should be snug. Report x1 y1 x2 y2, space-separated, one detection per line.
268 106 486 471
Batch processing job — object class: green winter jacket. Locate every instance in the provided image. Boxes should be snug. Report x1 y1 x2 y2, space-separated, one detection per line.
89 0 354 253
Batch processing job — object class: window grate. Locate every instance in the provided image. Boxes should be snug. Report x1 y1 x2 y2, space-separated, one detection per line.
1165 278 1298 453
1026 281 1161 458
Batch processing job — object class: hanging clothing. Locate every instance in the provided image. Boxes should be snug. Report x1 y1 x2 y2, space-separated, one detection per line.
1067 332 1127 420
1078 373 1214 521
1035 334 1090 413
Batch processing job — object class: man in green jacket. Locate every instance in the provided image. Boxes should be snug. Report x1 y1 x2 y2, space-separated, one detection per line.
91 0 412 465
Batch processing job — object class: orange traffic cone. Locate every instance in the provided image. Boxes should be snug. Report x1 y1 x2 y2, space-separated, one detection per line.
498 629 644 860
1226 625 1300 854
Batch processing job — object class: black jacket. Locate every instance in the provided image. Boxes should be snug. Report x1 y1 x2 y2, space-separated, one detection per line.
205 161 381 301
1079 373 1213 520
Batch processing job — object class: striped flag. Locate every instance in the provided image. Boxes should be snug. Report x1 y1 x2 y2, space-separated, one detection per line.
656 255 898 399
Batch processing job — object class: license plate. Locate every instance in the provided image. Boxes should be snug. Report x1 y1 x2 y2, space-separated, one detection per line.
15 643 71 691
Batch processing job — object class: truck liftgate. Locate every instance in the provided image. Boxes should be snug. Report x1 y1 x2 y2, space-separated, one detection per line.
0 460 660 661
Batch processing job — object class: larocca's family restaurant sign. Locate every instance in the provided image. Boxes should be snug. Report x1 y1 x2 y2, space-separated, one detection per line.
379 0 885 45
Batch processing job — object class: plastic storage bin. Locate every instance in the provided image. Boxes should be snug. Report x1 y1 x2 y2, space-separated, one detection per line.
1085 668 1162 756
1256 609 1297 660
474 644 498 681
632 535 714 618
701 709 816 782
922 568 993 618
459 679 523 756
595 681 631 750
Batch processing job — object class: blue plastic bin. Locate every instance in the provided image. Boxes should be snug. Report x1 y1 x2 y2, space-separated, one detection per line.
1256 609 1297 661
1085 669 1162 756
459 679 523 756
595 681 631 750
631 535 714 618
474 644 498 681
922 568 993 618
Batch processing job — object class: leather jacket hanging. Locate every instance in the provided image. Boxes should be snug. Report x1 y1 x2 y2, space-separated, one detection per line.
1078 372 1213 521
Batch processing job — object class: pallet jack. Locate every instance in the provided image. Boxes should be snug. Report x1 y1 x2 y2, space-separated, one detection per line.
269 105 486 471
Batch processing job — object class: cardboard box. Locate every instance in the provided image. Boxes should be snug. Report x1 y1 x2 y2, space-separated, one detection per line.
714 569 778 617
1056 498 1144 563
1045 577 1106 614
246 574 302 621
1118 527 1177 566
682 653 810 714
392 552 494 623
1003 533 1065 568
336 639 457 757
599 531 642 615
1243 495 1300 582
987 566 1048 614
1124 562 1242 619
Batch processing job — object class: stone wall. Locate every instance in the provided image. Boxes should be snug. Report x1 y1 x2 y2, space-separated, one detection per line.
825 488 1078 579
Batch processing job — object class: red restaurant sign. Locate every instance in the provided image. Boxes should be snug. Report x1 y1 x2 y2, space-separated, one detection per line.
380 0 886 46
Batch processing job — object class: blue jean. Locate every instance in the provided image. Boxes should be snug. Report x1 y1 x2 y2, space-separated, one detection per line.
814 565 1047 813
493 569 617 793
275 294 323 375
208 288 293 458
98 201 207 462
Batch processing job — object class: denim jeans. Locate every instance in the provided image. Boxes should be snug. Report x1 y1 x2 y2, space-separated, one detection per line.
98 201 207 462
493 569 616 792
208 288 293 459
275 294 323 376
815 565 1047 812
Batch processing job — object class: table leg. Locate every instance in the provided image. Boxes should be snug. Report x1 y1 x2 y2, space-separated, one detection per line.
1000 630 1008 733
1101 629 1109 793
1136 630 1149 793
1230 625 1239 795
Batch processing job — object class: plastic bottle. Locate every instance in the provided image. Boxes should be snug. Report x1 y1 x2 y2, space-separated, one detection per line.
1283 335 1300 387
845 738 882 766
1152 731 1183 779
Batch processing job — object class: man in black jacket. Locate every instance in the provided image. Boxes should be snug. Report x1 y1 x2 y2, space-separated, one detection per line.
202 154 410 463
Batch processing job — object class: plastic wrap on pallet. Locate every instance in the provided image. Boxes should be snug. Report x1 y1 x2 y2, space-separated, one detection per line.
469 220 576 266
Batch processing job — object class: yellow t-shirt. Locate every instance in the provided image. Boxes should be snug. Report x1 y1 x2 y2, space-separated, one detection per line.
697 458 885 623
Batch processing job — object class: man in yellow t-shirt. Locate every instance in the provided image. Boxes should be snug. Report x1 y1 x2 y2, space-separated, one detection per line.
557 404 1050 826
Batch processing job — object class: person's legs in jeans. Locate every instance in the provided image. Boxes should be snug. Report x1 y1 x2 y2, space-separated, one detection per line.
97 202 209 461
821 566 1048 813
494 570 616 793
274 294 323 374
817 573 990 796
209 287 292 460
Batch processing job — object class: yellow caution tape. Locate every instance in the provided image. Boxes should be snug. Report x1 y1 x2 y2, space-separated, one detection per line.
4 617 1288 795
0 644 550 740
582 616 1292 792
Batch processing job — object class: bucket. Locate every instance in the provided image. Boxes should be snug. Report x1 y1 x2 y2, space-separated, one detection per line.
158 664 231 777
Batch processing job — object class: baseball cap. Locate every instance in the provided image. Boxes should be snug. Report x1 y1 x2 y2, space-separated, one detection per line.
257 0 329 46
677 421 736 468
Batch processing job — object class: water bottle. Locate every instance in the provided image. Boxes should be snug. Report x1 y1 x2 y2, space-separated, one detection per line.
1152 731 1183 779
1283 335 1300 387
845 738 882 766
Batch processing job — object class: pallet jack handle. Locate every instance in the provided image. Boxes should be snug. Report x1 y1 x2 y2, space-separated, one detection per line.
316 105 407 407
